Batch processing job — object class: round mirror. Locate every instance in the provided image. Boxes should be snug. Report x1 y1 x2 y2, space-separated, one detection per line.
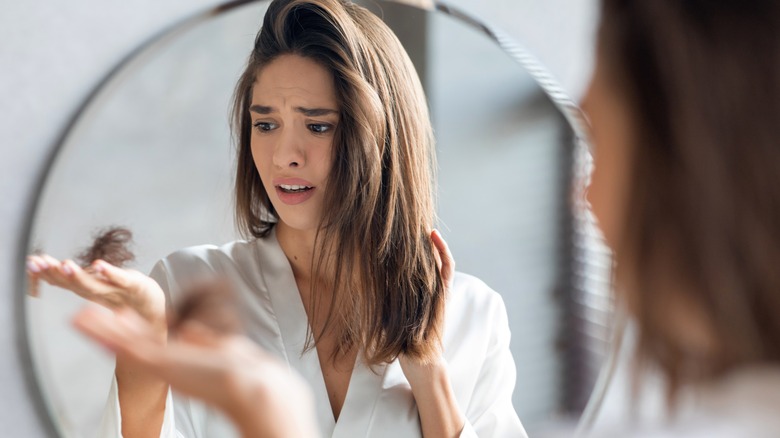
22 1 604 436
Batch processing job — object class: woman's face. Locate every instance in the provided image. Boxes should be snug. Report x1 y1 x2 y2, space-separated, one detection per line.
250 54 340 232
582 51 635 254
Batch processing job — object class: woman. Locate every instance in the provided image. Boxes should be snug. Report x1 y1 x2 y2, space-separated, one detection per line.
26 0 526 437
584 0 780 436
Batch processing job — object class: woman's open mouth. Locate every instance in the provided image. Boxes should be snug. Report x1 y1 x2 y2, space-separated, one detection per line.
278 184 312 193
275 184 315 205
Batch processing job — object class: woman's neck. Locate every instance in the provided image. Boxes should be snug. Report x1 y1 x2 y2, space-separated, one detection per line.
276 222 342 335
275 222 319 282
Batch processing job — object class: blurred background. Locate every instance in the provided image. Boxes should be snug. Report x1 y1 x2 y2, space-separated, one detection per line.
0 0 600 436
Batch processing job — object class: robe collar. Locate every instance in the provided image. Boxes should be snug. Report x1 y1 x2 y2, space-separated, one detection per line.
256 228 392 437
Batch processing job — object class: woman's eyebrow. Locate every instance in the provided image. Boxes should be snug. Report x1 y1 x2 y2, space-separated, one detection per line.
249 105 274 114
249 105 338 117
295 107 338 117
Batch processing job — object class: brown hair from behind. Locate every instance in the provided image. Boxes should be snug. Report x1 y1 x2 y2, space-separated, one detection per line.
598 0 780 400
232 0 443 366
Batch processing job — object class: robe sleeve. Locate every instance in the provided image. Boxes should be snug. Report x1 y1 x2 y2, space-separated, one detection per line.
459 295 528 438
96 374 181 438
93 260 189 438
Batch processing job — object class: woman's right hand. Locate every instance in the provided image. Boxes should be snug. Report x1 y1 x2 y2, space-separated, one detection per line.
73 305 319 438
26 255 167 328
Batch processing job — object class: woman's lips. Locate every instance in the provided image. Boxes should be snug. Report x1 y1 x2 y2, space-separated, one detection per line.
275 185 315 205
273 178 316 205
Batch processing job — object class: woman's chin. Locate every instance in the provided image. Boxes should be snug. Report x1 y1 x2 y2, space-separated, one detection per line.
275 215 321 234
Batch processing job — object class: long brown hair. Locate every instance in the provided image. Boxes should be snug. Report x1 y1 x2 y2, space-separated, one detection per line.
598 0 780 398
232 0 443 365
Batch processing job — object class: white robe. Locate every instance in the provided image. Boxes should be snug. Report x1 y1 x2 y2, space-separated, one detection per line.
100 229 527 437
589 366 780 438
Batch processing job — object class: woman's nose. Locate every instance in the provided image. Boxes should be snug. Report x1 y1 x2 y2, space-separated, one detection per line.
273 128 305 168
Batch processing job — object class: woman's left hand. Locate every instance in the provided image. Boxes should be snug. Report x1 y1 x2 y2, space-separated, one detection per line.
431 229 454 290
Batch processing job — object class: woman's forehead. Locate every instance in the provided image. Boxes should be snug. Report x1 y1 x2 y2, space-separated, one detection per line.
252 54 338 106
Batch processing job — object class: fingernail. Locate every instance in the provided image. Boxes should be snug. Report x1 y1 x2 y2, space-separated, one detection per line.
61 262 73 275
27 260 40 273
27 289 38 298
39 260 50 270
92 261 104 273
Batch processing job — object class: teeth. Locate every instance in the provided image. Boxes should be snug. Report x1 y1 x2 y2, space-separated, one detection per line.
279 184 311 191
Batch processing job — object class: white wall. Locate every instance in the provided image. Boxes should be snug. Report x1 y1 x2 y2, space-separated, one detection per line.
0 1 597 436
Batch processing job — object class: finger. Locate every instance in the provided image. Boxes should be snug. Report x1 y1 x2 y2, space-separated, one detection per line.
39 256 85 293
92 259 131 289
58 260 114 299
26 271 40 297
36 254 63 285
59 259 79 277
45 259 87 291
117 322 229 389
29 254 52 271
431 229 454 284
26 257 43 297
39 254 60 270
61 260 138 309
73 306 161 365
430 235 443 271
72 306 128 351
74 308 180 385
26 256 44 274
38 258 106 302
39 260 75 289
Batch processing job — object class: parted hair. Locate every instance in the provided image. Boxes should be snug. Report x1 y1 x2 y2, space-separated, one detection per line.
232 0 443 365
598 0 780 398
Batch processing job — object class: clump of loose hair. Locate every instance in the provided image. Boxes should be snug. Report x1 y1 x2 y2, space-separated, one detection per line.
168 277 243 336
232 0 444 366
76 226 135 268
74 227 241 335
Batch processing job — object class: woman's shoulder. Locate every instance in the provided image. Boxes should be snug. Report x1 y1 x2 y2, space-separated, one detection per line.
150 236 280 284
445 271 510 340
157 239 260 268
160 231 288 265
449 271 507 316
442 272 511 367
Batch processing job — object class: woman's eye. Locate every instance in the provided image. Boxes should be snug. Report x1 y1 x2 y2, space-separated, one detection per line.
253 121 276 132
308 123 332 134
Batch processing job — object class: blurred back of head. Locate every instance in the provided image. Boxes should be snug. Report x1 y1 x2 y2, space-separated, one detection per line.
597 0 780 398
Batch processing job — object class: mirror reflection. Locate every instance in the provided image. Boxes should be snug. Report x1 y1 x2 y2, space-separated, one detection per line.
25 0 601 436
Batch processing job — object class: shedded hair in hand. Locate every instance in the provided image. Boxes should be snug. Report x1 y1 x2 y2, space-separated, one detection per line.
75 226 135 268
169 277 243 336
